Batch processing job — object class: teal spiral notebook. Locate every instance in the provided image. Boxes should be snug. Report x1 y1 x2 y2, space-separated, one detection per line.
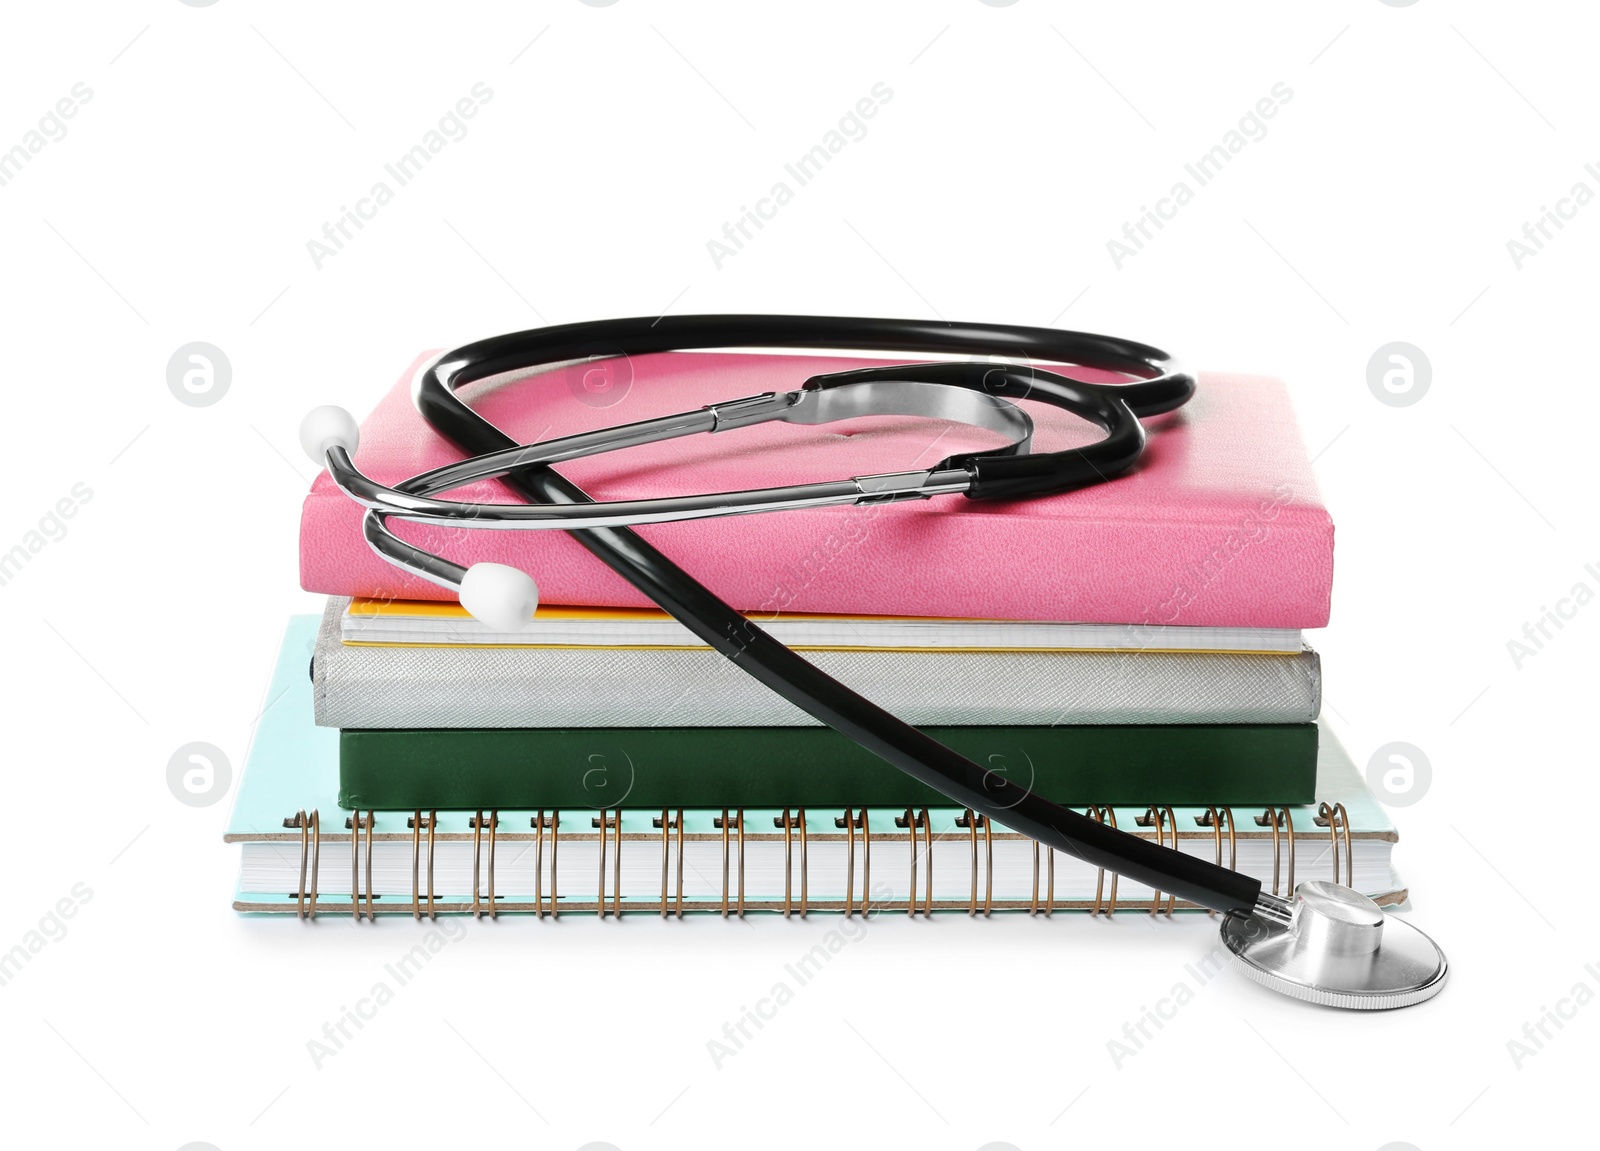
227 616 1403 917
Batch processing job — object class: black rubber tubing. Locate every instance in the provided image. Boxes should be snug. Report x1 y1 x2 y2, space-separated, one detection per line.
408 315 1263 914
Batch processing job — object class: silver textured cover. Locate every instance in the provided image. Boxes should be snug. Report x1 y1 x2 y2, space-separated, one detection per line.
312 599 1322 729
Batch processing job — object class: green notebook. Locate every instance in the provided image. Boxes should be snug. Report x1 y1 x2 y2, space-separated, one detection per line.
339 722 1317 810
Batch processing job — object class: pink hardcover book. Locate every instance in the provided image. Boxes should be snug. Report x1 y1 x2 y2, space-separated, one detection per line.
299 351 1334 628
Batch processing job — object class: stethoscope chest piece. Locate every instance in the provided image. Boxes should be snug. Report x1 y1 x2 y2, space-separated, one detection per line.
1221 881 1448 1010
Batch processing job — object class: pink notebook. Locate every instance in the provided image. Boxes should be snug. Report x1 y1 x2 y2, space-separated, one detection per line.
300 351 1333 628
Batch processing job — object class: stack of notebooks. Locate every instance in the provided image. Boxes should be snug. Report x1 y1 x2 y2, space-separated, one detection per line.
229 350 1405 916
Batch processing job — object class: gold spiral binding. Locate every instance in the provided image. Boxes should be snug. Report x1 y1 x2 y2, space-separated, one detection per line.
656 810 684 918
835 809 870 917
896 810 934 915
1255 806 1296 896
896 810 918 916
919 807 932 917
766 809 809 915
982 815 991 916
1086 806 1119 916
1334 801 1350 887
285 810 321 919
861 809 871 917
1260 807 1281 895
1140 806 1177 916
594 811 606 918
468 812 498 920
407 811 436 919
960 810 976 914
783 810 794 917
1196 807 1238 914
1046 842 1055 916
472 811 483 918
531 810 560 919
532 811 544 919
488 811 498 919
346 812 375 920
1316 801 1353 887
1197 807 1238 870
1030 841 1040 916
777 811 796 918
660 810 669 914
799 808 809 917
347 811 359 921
592 810 622 919
846 812 858 917
1335 801 1350 887
844 810 857 915
716 810 746 917
1279 807 1294 894
737 810 746 917
956 811 992 916
1027 836 1058 918
1030 839 1057 917
410 811 421 919
531 811 559 919
719 808 729 917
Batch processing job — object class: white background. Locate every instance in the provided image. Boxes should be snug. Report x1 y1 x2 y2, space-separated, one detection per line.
1 2 1595 1148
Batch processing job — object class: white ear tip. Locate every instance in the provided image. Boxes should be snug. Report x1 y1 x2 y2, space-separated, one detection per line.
299 405 361 464
458 563 539 632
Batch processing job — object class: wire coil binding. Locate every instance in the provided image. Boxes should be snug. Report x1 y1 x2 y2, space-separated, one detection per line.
774 809 812 918
470 811 499 919
1256 806 1296 896
955 810 992 916
715 809 746 917
655 810 685 918
265 798 1338 917
777 808 809 916
1136 806 1179 916
1315 801 1352 887
836 809 870 917
1195 806 1239 915
895 808 933 916
345 811 374 920
530 811 559 919
1085 806 1118 915
284 810 321 919
593 810 622 918
1030 836 1056 917
407 811 436 919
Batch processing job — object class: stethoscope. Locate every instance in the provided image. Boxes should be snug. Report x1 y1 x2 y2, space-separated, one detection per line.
301 315 1447 1009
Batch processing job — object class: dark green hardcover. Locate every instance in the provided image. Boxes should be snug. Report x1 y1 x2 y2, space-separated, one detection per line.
338 723 1317 810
